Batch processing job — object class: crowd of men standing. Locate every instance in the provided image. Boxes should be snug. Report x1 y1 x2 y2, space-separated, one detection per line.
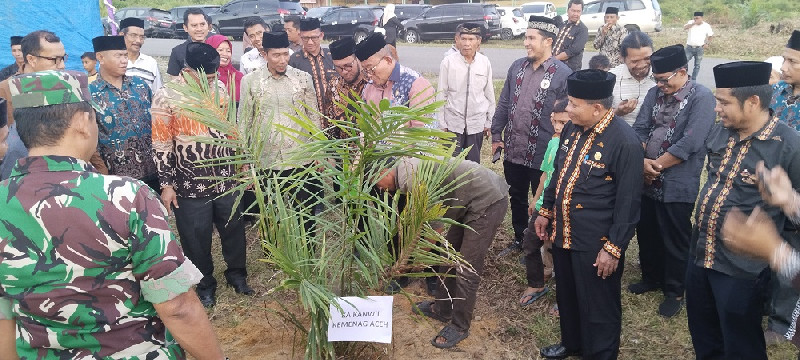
1 1 800 359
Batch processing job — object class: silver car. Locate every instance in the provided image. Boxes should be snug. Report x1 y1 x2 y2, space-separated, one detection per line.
581 0 663 35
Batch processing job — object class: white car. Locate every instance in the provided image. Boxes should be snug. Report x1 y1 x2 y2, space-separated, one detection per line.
520 2 558 20
497 7 528 40
581 0 663 35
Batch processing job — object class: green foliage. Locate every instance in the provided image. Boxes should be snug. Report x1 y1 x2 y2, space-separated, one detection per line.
658 0 800 26
168 72 472 359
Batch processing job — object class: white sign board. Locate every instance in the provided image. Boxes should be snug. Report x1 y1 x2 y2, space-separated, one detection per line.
327 296 393 343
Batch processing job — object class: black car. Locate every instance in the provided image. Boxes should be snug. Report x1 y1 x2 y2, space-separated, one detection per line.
170 5 221 39
401 4 501 43
211 0 306 38
320 7 378 43
394 4 431 22
306 6 344 19
109 7 176 38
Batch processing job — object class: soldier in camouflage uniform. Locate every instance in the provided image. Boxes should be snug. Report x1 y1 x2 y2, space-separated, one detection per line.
0 70 225 360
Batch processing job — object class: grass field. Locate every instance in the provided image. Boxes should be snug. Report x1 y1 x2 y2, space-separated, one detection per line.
147 52 800 358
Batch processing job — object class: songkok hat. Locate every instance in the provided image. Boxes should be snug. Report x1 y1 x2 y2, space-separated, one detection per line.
299 17 321 31
713 61 772 88
185 42 220 73
120 17 145 29
10 36 23 46
651 44 688 74
354 33 386 61
92 35 126 52
567 69 616 100
694 11 704 17
8 70 102 112
605 7 619 15
788 30 800 51
457 22 483 36
263 31 290 50
329 37 355 60
528 15 559 36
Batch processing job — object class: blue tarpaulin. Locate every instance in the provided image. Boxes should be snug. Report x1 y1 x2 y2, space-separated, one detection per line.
0 0 104 72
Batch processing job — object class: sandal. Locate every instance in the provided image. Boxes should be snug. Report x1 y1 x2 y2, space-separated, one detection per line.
413 300 450 323
519 287 549 307
431 324 469 349
549 304 560 317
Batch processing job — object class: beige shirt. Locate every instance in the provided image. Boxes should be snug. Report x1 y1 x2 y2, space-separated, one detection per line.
437 52 495 135
238 65 319 169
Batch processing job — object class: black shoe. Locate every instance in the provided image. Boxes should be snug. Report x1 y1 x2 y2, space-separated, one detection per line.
384 277 411 295
628 281 660 295
658 297 683 318
197 289 216 308
540 344 581 359
228 279 255 296
498 240 522 257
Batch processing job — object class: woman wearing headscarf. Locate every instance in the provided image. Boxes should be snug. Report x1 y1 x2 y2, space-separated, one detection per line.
379 4 404 48
205 35 243 103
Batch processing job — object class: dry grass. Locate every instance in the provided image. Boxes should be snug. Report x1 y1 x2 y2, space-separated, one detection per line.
152 58 799 359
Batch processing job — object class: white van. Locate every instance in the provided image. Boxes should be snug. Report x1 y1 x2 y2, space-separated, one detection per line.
580 0 662 35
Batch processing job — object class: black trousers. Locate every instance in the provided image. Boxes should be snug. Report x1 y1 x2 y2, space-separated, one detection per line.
173 192 247 292
552 246 623 360
635 197 694 297
685 264 769 360
451 131 484 164
141 174 162 196
262 168 322 235
503 161 542 243
768 228 800 334
523 226 546 288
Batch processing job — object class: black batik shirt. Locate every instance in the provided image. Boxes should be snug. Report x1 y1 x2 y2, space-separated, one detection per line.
540 111 644 258
692 116 800 279
288 48 338 111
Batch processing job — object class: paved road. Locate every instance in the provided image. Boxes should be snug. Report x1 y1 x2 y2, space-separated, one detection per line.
142 38 732 89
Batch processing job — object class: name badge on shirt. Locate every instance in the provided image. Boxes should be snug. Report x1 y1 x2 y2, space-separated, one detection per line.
541 79 551 89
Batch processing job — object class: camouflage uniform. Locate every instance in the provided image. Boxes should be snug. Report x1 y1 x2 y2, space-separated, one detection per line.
0 71 202 359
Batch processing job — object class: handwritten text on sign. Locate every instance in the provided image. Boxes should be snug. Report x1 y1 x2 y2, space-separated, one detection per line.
328 296 393 343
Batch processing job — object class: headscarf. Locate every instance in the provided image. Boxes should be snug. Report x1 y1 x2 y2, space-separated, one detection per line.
382 4 396 25
205 34 243 102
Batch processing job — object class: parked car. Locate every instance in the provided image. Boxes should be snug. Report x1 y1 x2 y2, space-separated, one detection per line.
211 0 306 38
497 7 528 40
320 7 378 43
109 7 176 38
401 3 501 44
352 5 384 22
394 4 431 22
170 5 221 39
306 6 344 19
520 2 557 20
581 0 662 35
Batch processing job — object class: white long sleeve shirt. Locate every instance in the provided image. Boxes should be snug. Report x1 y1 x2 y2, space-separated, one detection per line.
437 52 495 135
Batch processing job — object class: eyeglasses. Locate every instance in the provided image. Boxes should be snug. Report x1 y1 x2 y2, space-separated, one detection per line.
32 54 67 64
619 77 642 101
335 58 357 72
300 33 322 43
655 71 678 85
364 58 385 75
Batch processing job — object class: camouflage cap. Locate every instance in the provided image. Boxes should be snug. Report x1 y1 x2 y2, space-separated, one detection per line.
9 70 102 112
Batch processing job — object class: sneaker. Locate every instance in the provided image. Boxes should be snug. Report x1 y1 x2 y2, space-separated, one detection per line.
658 297 683 318
628 281 660 295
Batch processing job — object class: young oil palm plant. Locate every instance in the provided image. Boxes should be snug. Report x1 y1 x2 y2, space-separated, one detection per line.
168 73 474 359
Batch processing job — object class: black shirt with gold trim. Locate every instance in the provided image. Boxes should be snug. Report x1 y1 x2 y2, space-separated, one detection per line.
539 110 644 258
691 115 800 279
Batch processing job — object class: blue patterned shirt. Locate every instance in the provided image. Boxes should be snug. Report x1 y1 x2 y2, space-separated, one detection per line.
772 81 800 131
90 75 157 180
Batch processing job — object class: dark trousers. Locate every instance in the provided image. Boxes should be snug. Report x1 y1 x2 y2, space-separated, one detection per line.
523 226 546 288
636 197 694 297
141 174 162 195
262 168 322 235
685 264 769 360
552 246 623 360
451 131 484 164
503 161 543 243
435 198 508 331
173 192 247 292
768 229 800 334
